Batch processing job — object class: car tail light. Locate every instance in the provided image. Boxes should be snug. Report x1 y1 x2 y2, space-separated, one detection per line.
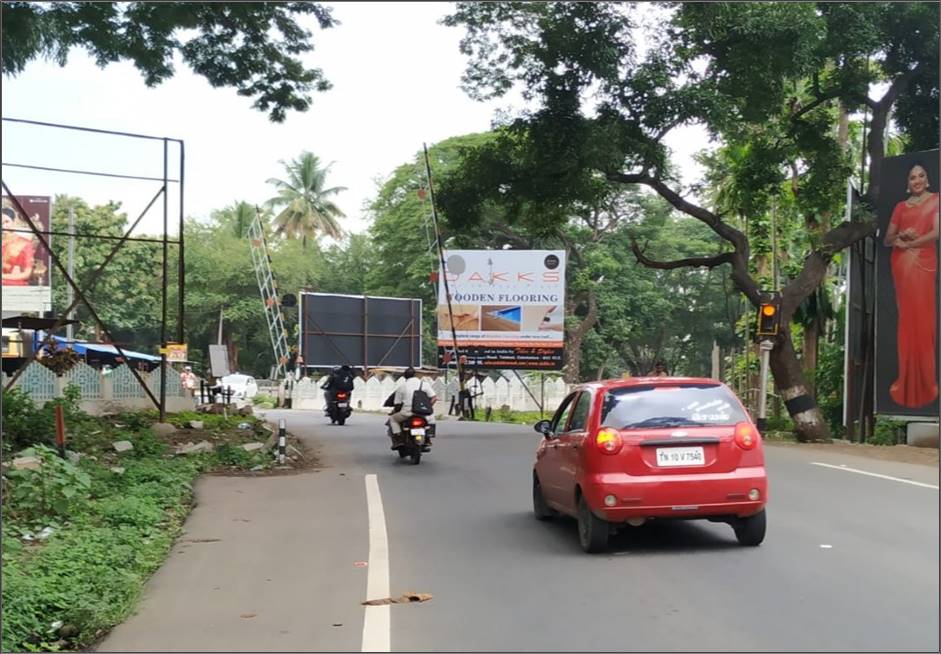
734 422 758 450
595 428 623 455
410 417 426 428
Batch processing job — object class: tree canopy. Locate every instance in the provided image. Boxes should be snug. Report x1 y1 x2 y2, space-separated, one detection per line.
266 152 347 247
1 1 337 121
439 1 939 441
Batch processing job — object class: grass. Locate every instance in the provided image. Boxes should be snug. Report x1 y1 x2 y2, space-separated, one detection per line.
1 398 274 652
487 408 547 425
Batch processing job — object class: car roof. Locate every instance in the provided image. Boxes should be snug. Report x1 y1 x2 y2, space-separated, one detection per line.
575 376 727 392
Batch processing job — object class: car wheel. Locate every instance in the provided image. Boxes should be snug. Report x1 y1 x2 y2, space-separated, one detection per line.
577 494 609 553
532 475 554 521
733 509 766 546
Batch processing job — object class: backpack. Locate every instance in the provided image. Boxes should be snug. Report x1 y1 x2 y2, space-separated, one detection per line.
410 379 434 416
336 370 355 391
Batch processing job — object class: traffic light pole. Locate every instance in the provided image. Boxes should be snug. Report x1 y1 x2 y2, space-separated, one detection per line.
757 339 774 432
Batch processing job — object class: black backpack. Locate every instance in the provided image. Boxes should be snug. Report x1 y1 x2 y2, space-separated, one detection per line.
336 370 355 391
411 379 434 416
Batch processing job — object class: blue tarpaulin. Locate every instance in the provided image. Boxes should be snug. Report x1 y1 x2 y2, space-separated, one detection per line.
38 333 162 364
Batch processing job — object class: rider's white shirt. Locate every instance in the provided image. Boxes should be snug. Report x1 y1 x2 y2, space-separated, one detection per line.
393 377 436 413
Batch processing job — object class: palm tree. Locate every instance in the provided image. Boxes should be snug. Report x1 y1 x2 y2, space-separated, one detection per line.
265 152 347 247
216 201 257 238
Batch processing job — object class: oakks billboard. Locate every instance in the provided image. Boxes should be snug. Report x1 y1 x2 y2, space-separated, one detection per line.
437 250 565 370
2 195 52 315
874 151 940 417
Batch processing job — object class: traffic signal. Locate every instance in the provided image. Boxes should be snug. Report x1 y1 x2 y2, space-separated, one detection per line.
756 298 780 337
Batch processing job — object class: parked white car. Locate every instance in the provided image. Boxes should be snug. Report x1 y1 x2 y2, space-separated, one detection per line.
219 373 259 400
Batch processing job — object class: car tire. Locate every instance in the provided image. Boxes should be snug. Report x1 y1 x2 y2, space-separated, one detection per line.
533 475 554 521
577 494 609 553
734 509 766 546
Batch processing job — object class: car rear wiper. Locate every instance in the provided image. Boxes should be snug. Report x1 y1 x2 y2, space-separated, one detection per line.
622 417 707 428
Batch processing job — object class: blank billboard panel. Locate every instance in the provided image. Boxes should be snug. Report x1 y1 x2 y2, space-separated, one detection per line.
299 292 422 369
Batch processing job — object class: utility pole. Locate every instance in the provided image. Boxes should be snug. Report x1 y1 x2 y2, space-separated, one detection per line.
422 143 468 418
66 205 76 342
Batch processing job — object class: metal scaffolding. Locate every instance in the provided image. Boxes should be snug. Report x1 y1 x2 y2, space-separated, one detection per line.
248 206 289 379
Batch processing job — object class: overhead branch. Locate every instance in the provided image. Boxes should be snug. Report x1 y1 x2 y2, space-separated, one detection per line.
630 237 734 270
607 171 748 252
792 89 843 121
781 219 878 317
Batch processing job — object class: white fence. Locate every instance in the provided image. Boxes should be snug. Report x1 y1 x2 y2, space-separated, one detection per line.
2 361 192 414
290 373 570 415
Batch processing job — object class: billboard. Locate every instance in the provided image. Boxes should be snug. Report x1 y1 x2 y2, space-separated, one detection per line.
437 250 566 370
299 292 422 369
874 151 940 417
2 195 52 314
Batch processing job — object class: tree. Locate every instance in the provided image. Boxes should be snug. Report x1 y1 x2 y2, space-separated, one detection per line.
441 1 939 441
49 196 164 349
266 152 347 248
213 200 259 239
1 2 337 122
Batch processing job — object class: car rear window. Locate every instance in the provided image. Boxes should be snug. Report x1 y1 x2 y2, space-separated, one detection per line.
600 383 748 429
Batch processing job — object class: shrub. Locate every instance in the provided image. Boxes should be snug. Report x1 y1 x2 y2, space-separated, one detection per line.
1 388 54 451
3 445 92 527
870 417 906 446
253 393 276 405
1 385 93 453
213 443 258 467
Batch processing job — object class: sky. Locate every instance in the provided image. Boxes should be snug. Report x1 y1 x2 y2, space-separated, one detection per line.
1 2 707 240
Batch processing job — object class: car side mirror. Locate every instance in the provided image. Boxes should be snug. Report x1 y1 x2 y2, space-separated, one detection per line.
534 420 552 437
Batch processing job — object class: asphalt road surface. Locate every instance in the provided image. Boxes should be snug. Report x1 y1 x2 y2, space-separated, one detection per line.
99 410 940 653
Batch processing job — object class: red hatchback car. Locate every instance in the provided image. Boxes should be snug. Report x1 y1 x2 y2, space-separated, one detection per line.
532 377 768 553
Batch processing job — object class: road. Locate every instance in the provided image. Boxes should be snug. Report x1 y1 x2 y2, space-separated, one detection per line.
99 410 940 653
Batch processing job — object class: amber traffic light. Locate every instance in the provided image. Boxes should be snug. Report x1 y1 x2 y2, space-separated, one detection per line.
756 299 780 336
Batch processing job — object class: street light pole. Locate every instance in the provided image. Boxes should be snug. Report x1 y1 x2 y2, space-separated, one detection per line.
757 339 774 432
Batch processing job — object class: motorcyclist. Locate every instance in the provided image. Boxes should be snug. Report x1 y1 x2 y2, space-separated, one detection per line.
388 367 436 449
321 364 355 408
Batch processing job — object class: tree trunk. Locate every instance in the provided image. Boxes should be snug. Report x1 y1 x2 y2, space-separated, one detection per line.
768 329 831 442
226 336 239 373
802 321 819 392
563 290 598 383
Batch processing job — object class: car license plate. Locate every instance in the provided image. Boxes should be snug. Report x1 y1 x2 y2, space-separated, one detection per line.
656 446 705 467
337 402 348 408
411 428 425 437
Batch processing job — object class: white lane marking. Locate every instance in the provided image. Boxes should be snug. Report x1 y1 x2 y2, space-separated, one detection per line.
820 544 833 549
362 474 391 652
810 462 939 490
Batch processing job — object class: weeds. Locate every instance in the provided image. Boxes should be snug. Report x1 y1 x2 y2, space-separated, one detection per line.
1 394 268 652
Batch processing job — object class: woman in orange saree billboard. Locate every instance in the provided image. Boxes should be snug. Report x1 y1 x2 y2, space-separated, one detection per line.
1 204 38 286
883 162 940 408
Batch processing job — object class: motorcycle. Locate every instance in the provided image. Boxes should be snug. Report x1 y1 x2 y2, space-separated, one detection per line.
387 415 434 465
326 390 353 425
